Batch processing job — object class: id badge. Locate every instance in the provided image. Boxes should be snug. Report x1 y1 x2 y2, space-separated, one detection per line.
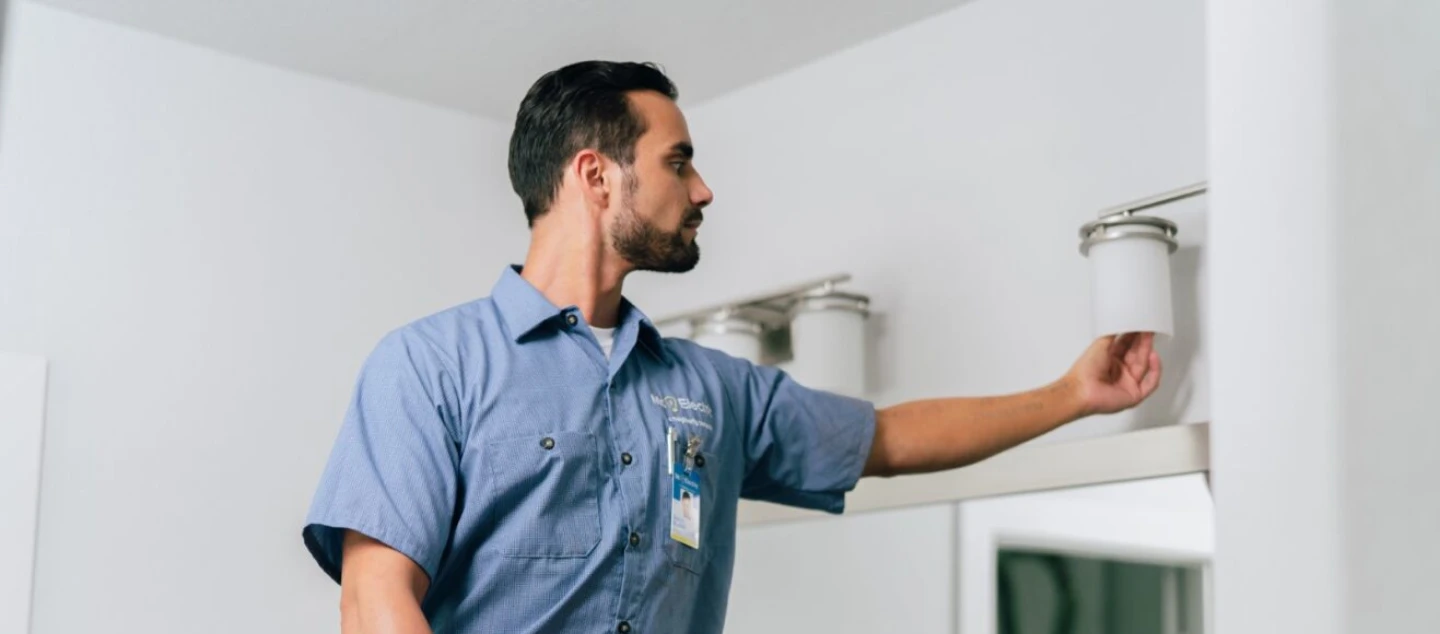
670 468 701 548
669 429 702 549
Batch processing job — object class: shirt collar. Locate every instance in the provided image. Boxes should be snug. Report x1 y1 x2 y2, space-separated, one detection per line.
619 296 666 360
491 265 664 358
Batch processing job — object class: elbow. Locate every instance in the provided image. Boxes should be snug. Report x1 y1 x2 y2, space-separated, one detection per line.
865 461 901 479
862 413 903 479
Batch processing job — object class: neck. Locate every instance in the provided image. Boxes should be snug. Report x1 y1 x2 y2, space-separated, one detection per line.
521 215 631 329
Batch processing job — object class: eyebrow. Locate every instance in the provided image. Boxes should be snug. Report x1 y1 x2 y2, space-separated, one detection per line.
670 142 694 160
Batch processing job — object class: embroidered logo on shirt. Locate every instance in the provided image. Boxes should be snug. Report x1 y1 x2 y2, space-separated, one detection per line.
651 394 712 416
651 394 714 430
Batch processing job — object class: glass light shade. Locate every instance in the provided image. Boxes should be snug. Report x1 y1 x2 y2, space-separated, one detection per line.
1082 220 1177 338
690 312 765 364
780 294 868 398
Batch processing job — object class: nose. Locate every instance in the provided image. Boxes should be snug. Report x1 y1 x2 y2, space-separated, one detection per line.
692 171 714 209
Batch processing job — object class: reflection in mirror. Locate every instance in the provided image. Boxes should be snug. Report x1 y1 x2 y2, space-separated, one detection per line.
998 550 1203 634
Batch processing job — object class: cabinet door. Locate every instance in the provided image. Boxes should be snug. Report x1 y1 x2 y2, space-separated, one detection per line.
726 503 955 634
1 353 47 634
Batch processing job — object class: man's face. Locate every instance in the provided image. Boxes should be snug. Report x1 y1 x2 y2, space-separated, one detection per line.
609 90 714 273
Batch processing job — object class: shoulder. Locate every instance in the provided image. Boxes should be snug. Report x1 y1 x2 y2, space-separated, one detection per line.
370 297 500 376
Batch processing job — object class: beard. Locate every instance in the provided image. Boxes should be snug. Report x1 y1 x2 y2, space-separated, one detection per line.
610 172 702 273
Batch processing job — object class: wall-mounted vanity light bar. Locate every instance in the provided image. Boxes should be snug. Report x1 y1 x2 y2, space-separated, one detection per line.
654 274 871 397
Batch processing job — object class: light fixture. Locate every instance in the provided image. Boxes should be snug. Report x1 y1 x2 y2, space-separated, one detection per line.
656 275 871 397
1078 182 1205 338
779 285 870 398
688 307 772 365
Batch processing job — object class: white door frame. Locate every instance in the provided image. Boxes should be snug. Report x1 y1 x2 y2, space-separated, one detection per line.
957 472 1214 634
1 352 49 634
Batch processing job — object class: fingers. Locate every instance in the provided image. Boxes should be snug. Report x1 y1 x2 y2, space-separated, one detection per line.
1108 333 1133 362
1119 333 1140 375
1122 332 1156 380
1139 350 1163 396
1096 334 1118 356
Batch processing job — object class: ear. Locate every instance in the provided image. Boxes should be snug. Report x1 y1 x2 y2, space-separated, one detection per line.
573 149 611 210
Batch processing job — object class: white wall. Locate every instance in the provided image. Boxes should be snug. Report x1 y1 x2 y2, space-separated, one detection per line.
627 0 1208 444
0 3 526 632
1334 2 1440 629
1210 0 1440 632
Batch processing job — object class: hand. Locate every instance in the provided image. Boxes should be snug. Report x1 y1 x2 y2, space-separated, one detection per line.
1065 333 1163 417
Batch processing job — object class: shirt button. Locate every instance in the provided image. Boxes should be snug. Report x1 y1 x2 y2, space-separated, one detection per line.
621 452 633 466
540 437 555 450
694 454 706 468
565 313 578 327
629 532 641 547
618 622 631 633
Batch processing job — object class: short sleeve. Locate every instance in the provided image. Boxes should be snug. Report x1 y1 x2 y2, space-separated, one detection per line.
302 329 462 583
737 362 877 514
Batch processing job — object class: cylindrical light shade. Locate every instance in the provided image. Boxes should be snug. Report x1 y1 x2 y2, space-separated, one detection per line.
780 293 869 398
1080 216 1178 337
690 311 765 364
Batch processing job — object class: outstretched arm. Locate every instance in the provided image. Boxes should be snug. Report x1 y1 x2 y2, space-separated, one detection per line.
863 333 1161 478
340 530 433 634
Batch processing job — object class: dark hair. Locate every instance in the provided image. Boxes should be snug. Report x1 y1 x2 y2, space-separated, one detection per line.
508 61 679 227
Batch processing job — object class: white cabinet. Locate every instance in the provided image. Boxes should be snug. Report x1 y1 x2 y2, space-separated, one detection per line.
726 504 955 634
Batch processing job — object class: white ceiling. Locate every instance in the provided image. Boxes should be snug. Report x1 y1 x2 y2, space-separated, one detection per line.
33 0 969 121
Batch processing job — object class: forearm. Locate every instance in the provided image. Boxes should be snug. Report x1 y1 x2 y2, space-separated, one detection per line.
340 582 431 634
864 376 1088 477
340 531 432 634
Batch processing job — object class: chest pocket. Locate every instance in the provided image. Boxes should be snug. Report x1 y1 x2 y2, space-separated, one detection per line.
663 451 717 575
484 430 602 559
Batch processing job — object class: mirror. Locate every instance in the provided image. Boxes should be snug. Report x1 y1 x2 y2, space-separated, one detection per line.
964 474 1213 634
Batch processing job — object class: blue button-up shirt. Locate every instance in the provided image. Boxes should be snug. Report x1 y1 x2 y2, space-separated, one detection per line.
303 266 876 633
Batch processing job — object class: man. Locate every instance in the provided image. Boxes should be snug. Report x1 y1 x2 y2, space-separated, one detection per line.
302 61 1161 634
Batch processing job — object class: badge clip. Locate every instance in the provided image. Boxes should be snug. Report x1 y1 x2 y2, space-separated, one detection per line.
683 435 701 471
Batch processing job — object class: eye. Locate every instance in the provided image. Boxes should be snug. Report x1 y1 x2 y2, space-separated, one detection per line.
670 161 687 174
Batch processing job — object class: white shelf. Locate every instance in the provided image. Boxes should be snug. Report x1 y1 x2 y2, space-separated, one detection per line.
738 422 1210 526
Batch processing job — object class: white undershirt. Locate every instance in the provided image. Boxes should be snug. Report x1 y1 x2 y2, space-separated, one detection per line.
591 326 616 359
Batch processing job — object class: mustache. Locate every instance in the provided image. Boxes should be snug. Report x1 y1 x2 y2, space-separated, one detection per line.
683 209 704 226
